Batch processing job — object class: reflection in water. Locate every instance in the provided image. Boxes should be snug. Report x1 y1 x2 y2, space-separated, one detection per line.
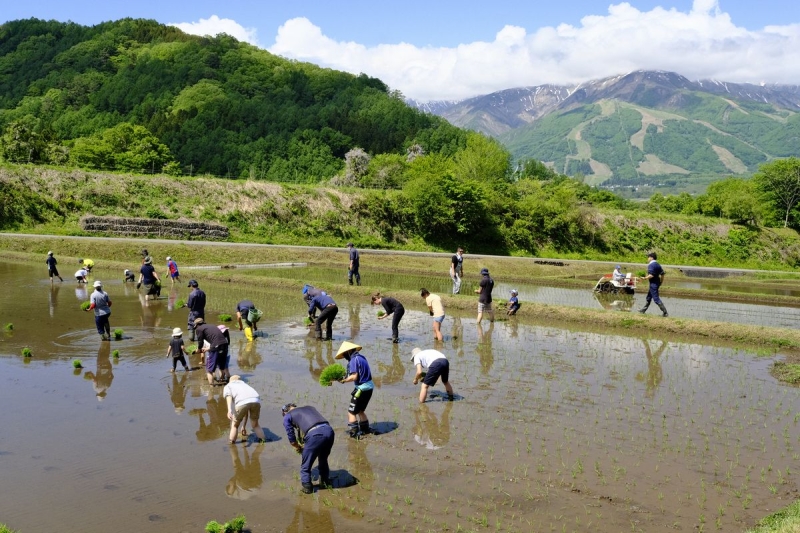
476 322 494 373
594 292 635 312
635 339 667 398
349 303 360 338
450 316 464 357
193 388 228 442
49 284 60 318
167 372 188 412
286 499 335 532
225 444 264 499
236 339 262 371
138 293 164 329
413 403 452 450
304 336 335 383
75 285 88 302
84 341 114 400
347 437 374 484
376 343 405 386
167 287 179 311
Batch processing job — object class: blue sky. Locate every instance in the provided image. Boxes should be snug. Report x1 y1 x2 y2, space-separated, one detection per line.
3 0 800 101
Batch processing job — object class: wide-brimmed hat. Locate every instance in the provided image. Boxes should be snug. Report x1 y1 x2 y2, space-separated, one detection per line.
144 256 152 265
410 347 422 362
187 279 198 287
193 317 205 326
172 327 182 337
93 280 103 288
480 268 489 275
47 251 53 255
335 341 362 359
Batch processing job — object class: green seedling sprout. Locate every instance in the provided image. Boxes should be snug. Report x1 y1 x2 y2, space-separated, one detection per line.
205 514 246 533
80 301 91 311
304 316 314 326
186 344 199 354
21 347 32 357
175 299 185 308
319 364 347 386
377 310 386 317
112 350 120 357
73 359 83 369
113 328 123 340
4 323 13 331
218 313 232 322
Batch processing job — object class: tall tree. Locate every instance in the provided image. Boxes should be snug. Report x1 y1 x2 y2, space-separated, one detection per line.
753 158 800 228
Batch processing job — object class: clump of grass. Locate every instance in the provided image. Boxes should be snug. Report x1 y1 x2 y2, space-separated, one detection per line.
1 522 21 533
21 347 32 357
319 364 347 386
218 314 232 322
113 328 123 340
772 361 800 384
112 350 119 358
205 514 246 533
175 299 185 308
80 301 91 311
377 310 386 317
3 323 13 331
73 359 83 369
186 344 198 354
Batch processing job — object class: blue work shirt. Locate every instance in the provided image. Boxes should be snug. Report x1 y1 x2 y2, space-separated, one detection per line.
309 293 336 314
283 406 328 445
647 260 665 286
347 352 373 389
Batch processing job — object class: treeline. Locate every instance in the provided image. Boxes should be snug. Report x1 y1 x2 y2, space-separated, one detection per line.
0 18 466 179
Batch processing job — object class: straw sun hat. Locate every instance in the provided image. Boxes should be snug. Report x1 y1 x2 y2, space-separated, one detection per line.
335 341 362 359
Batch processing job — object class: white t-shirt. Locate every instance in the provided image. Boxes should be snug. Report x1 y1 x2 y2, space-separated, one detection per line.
223 379 260 409
411 349 447 370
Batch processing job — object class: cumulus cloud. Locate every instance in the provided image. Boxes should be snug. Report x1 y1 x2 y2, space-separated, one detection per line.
267 0 800 102
170 15 259 46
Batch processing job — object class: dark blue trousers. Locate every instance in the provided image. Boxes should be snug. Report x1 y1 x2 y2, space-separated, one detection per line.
300 424 335 484
95 314 110 336
645 283 663 306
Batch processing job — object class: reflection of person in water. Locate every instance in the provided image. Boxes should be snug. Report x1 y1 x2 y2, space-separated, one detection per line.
195 388 229 442
286 500 335 532
451 316 464 357
226 444 264 499
236 339 262 371
347 436 374 483
376 343 405 386
84 341 114 400
138 292 164 328
413 402 453 450
476 321 494 374
304 336 335 383
636 339 667 398
48 284 60 318
348 303 361 338
167 372 188 412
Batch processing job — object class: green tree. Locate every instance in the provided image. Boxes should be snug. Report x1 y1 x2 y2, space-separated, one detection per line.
753 158 800 228
452 132 511 183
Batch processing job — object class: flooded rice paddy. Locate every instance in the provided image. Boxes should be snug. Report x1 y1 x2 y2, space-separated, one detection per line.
1 261 800 532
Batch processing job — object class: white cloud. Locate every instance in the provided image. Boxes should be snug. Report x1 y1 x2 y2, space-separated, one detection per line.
170 15 259 46
267 0 800 102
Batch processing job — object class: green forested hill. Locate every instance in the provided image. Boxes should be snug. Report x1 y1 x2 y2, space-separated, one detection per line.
0 18 465 178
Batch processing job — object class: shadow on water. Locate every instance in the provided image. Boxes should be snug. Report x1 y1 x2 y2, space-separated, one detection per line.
369 421 399 435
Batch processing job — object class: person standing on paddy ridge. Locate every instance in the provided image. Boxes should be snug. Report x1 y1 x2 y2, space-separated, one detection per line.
86 280 112 341
450 247 464 294
308 291 338 341
371 292 405 343
195 317 230 385
420 288 445 342
282 403 335 494
335 341 374 438
346 242 361 286
475 268 495 324
410 347 455 403
639 252 668 317
46 251 63 282
224 376 267 445
166 256 181 285
166 327 190 372
185 279 206 341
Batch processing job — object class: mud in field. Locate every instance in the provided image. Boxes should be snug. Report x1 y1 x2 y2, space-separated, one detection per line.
1 262 799 533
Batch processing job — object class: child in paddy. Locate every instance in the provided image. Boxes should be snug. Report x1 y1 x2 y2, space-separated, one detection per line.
507 289 521 316
167 327 190 372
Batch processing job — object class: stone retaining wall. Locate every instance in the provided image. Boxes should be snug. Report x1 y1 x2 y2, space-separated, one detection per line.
80 216 229 240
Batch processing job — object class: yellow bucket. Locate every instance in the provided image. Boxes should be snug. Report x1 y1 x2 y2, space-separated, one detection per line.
244 327 254 341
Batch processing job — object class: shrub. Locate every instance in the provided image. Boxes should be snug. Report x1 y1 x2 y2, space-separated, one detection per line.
21 347 31 357
319 364 347 386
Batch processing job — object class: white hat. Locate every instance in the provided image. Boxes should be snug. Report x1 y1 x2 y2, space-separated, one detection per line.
510 289 518 295
166 256 172 261
93 280 103 288
172 327 182 337
410 347 421 362
47 251 53 255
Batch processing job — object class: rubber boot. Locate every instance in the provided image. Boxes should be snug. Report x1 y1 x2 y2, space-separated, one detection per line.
348 422 361 439
358 420 371 435
189 328 196 342
638 303 650 314
658 303 669 317
320 477 333 489
301 482 313 494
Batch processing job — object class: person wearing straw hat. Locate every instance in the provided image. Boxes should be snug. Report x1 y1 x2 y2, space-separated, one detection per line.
85 280 112 341
410 347 455 403
335 341 374 438
45 251 64 282
281 403 335 494
138 255 161 300
166 327 190 372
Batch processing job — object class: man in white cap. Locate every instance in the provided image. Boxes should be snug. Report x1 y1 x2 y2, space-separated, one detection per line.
410 347 455 403
85 280 112 340
45 251 63 282
335 341 374 437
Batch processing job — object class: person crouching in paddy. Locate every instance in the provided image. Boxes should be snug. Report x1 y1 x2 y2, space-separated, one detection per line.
335 341 374 438
410 347 455 403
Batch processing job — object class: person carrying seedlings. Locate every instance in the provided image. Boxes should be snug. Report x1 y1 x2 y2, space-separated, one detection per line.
46 251 63 282
371 292 405 343
475 268 495 324
639 252 668 317
79 258 94 273
507 289 521 316
334 341 374 438
166 256 181 285
123 269 136 282
75 267 89 283
410 347 455 403
195 317 230 385
166 327 190 372
346 242 361 286
224 376 267 445
450 247 464 294
308 291 338 341
236 299 262 334
185 279 206 341
137 256 161 300
281 403 335 494
85 280 112 341
420 288 445 342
